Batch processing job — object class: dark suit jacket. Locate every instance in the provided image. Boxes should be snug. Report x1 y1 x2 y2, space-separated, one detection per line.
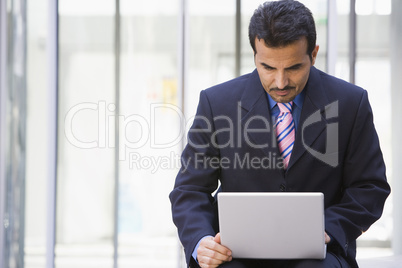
169 67 390 267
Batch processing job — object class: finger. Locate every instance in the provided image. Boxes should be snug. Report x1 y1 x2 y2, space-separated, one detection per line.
198 243 232 262
325 232 331 244
198 255 227 268
198 252 232 268
214 233 221 243
213 233 232 258
203 236 232 258
198 237 232 263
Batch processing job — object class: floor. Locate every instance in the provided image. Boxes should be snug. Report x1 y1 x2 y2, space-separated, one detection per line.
357 247 401 268
358 255 402 268
24 242 402 268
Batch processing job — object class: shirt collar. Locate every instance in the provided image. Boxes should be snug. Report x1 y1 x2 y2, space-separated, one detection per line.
266 89 305 110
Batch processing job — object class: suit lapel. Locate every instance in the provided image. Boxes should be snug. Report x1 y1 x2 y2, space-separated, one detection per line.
239 70 280 164
288 67 329 169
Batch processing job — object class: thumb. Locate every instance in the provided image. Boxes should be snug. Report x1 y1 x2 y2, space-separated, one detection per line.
325 232 331 244
214 232 221 244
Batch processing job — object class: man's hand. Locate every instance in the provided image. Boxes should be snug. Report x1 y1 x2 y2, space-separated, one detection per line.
197 233 232 268
325 232 331 244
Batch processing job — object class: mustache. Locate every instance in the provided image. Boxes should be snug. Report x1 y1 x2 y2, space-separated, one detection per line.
269 86 295 92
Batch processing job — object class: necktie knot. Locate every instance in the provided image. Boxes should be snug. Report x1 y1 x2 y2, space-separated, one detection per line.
277 102 293 114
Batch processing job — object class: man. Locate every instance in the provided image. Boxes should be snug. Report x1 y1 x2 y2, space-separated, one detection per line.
169 1 390 267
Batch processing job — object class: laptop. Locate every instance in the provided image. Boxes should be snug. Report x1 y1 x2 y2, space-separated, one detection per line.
217 192 326 259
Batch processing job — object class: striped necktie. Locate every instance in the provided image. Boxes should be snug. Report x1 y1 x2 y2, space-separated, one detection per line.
275 102 295 169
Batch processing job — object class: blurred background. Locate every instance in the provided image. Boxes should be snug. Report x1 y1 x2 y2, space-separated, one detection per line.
1 0 401 267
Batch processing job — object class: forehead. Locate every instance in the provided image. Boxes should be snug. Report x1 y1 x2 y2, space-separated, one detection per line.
254 37 309 66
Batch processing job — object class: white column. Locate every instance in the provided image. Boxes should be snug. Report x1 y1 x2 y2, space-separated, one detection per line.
391 0 402 256
326 0 338 76
46 0 58 267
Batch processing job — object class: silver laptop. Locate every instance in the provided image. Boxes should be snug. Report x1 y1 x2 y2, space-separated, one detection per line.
217 192 326 259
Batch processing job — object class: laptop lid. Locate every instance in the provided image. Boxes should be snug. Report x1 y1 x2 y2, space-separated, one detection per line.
217 192 326 259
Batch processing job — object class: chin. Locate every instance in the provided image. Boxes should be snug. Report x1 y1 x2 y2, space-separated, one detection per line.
274 95 296 103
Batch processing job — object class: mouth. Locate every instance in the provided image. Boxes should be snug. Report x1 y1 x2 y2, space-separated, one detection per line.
270 87 295 96
275 89 290 96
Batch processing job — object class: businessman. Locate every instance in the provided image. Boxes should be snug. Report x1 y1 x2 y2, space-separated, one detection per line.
169 1 390 267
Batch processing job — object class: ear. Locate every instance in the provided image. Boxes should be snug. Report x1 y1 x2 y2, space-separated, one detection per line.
311 45 320 65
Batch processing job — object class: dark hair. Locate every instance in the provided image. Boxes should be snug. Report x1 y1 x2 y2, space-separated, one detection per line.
249 0 316 60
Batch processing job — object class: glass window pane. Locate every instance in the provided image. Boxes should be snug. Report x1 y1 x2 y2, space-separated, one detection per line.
25 0 49 267
118 1 180 267
185 0 236 119
355 1 392 246
335 0 350 81
57 1 116 267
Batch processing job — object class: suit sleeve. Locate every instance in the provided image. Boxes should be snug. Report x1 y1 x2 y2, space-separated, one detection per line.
169 90 220 266
325 90 391 255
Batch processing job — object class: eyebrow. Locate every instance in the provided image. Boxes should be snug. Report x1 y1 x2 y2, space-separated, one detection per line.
261 62 303 70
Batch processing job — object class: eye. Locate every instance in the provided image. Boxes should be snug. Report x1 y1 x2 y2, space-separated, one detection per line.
262 64 275 71
287 64 302 71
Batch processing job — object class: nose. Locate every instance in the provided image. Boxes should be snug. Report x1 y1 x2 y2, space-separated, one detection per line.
275 71 289 90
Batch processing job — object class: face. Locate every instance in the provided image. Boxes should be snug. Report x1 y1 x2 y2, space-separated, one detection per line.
254 37 319 103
